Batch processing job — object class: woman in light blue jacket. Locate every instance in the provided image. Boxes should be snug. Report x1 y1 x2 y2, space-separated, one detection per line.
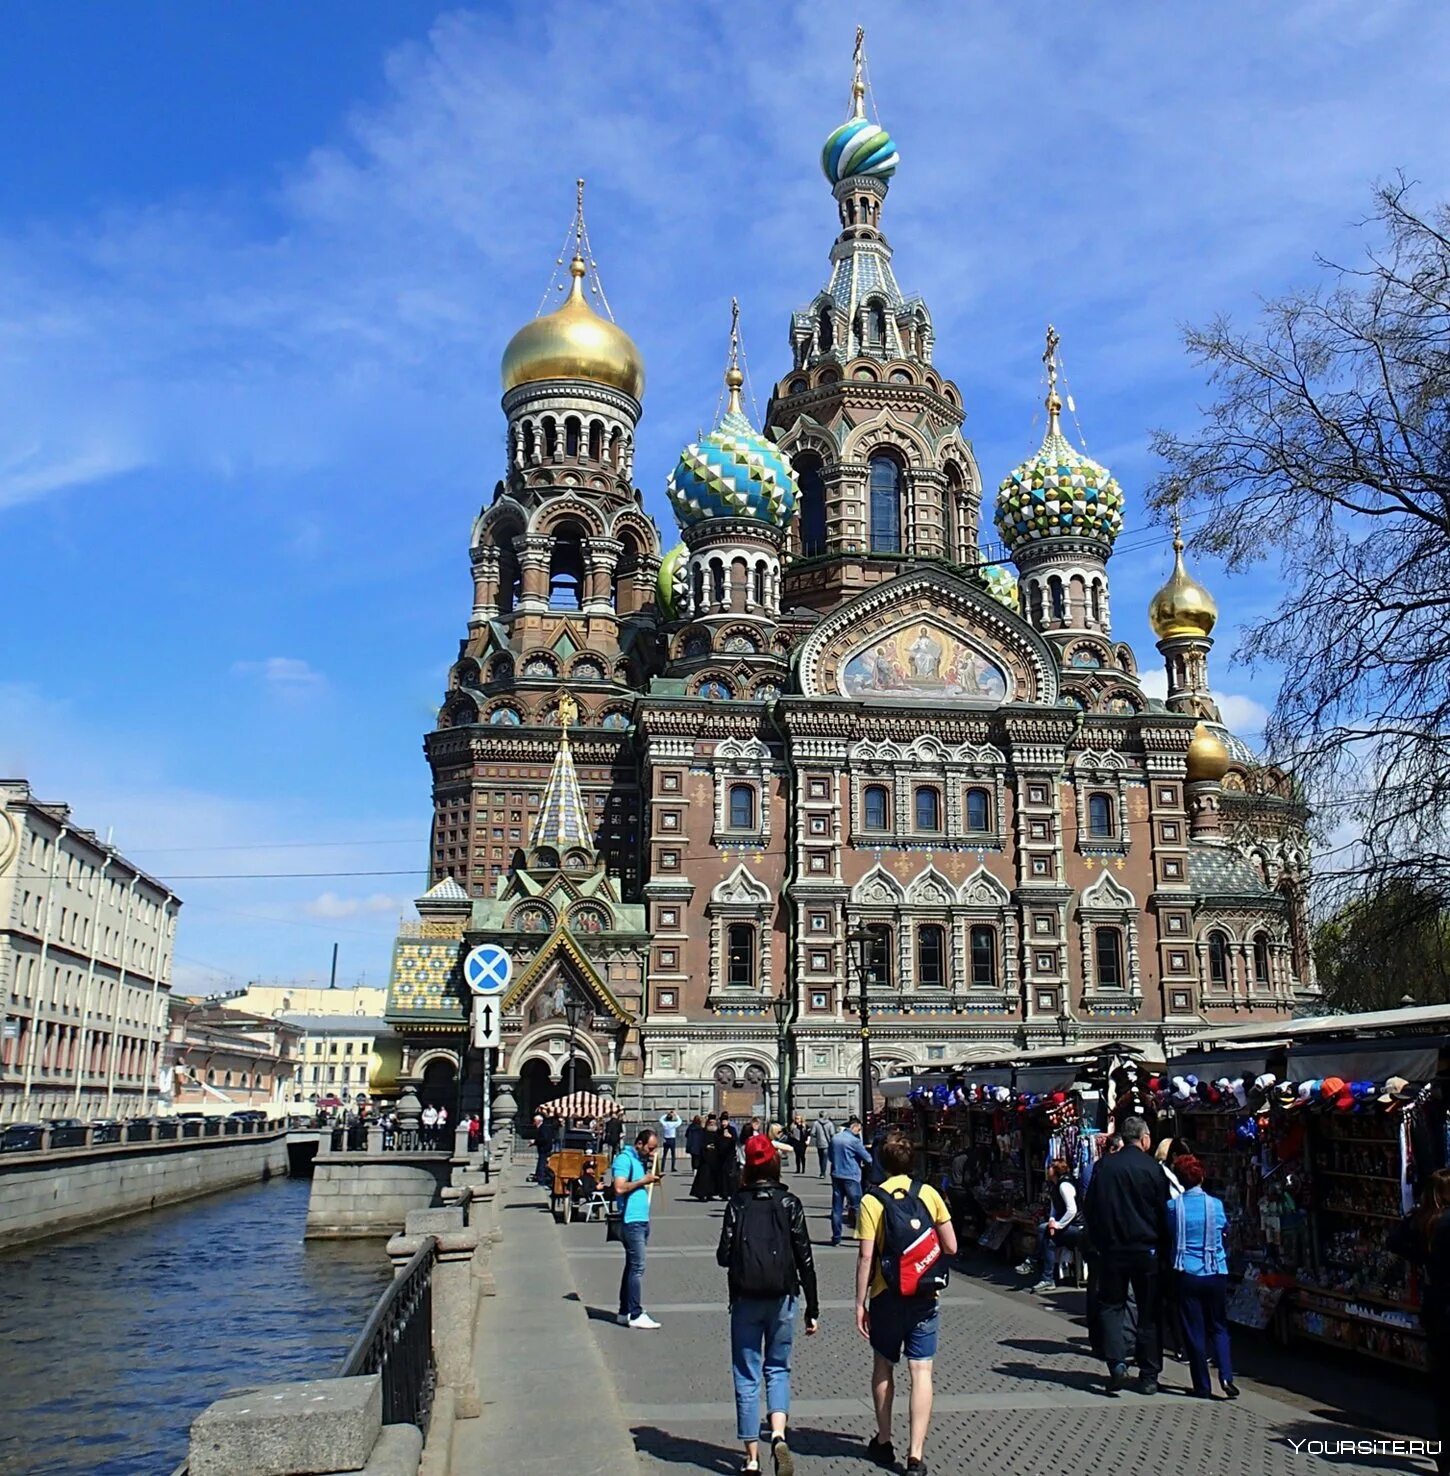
1166 1155 1238 1400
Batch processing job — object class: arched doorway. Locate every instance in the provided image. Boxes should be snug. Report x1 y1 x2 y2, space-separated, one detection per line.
420 1057 457 1114
713 1062 769 1122
563 1058 594 1098
516 1058 556 1124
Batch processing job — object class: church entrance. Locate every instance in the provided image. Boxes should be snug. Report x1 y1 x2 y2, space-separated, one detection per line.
420 1058 458 1117
516 1058 557 1124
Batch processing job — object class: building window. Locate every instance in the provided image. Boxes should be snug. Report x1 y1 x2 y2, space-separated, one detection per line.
1209 931 1230 987
863 784 889 832
869 455 902 552
726 924 755 989
863 924 893 990
969 925 996 987
1086 792 1115 839
1253 932 1271 985
1095 927 1125 988
796 454 827 557
728 784 755 830
914 787 941 832
965 787 991 832
917 925 945 988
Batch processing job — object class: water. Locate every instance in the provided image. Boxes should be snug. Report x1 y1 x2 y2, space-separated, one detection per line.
0 1176 391 1476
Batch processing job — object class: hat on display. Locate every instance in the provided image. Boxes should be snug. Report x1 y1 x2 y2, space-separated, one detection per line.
744 1134 777 1171
1319 1077 1346 1100
1386 1076 1410 1096
1231 1078 1249 1109
1275 1082 1300 1109
1235 1118 1258 1143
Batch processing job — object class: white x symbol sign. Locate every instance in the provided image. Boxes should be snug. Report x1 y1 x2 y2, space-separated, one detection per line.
464 944 511 995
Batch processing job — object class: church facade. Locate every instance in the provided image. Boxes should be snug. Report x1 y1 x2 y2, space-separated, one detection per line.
384 46 1315 1125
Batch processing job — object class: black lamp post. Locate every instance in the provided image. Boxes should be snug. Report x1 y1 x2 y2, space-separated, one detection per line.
846 925 874 1128
563 990 586 1100
771 989 792 1126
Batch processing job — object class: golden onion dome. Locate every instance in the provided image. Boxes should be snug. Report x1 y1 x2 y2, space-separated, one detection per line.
1149 527 1218 640
1185 721 1230 783
500 255 644 400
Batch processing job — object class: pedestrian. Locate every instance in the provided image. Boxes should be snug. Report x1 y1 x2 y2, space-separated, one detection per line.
1154 1138 1186 1359
1389 1167 1450 1474
1082 1114 1172 1395
1019 1157 1083 1292
855 1130 957 1475
692 1113 722 1200
612 1127 663 1330
1083 1131 1123 1359
1166 1154 1238 1400
829 1116 874 1246
603 1111 624 1154
659 1107 682 1172
810 1111 836 1178
436 1104 449 1147
467 1112 481 1151
421 1102 438 1148
717 1134 820 1476
534 1111 557 1188
686 1113 705 1172
788 1113 809 1175
719 1113 741 1196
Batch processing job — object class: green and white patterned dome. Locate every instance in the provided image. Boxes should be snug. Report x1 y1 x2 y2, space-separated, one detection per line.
978 562 1020 611
822 116 898 185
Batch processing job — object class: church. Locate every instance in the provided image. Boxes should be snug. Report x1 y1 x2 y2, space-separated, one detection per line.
383 41 1315 1127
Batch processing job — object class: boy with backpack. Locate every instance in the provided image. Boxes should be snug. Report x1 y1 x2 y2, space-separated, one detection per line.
855 1131 958 1476
716 1134 820 1476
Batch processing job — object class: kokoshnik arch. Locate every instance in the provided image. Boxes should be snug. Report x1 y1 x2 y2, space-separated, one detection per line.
383 38 1315 1126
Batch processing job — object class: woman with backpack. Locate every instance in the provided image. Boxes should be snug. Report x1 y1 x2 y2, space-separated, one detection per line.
716 1134 820 1476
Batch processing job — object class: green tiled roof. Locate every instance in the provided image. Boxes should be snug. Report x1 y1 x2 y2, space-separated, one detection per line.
386 936 465 1022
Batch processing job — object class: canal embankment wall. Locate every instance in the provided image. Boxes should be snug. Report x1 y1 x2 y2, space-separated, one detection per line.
0 1131 289 1249
304 1151 453 1238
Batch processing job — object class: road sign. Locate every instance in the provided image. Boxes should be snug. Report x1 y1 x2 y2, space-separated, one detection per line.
464 944 511 996
472 996 502 1051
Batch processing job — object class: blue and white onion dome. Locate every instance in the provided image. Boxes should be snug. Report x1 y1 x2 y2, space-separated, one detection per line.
994 393 1125 551
666 369 798 530
822 114 898 185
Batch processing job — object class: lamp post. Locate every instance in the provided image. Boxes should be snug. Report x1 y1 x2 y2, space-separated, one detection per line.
771 989 792 1126
563 990 586 1101
847 925 874 1128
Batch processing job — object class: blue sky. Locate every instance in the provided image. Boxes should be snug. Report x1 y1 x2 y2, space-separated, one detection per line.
2 0 1446 993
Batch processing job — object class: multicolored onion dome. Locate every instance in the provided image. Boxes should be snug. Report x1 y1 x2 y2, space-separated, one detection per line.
995 410 1124 552
667 370 797 530
657 544 688 619
822 116 898 185
978 562 1020 612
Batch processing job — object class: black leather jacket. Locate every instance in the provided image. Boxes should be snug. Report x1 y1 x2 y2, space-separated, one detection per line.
716 1181 820 1323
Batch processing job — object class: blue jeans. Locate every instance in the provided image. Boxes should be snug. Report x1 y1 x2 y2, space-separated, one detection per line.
730 1296 797 1440
831 1176 862 1242
1037 1222 1083 1277
618 1221 649 1319
1176 1272 1233 1394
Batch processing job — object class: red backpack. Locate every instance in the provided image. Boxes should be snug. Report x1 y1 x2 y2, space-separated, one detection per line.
868 1180 950 1298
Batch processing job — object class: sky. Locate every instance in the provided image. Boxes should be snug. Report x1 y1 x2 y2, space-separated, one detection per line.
2 0 1446 994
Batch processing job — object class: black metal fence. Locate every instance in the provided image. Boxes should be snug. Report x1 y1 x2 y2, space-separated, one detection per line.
1 1118 279 1154
338 1236 437 1435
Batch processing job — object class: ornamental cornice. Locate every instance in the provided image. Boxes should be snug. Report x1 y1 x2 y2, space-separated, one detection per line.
425 730 633 765
770 381 964 431
636 705 777 739
502 380 642 420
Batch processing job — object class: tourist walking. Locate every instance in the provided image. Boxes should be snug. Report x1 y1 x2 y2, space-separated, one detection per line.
686 1114 705 1172
810 1111 836 1178
533 1111 557 1187
717 1135 820 1475
787 1113 809 1175
1083 1114 1172 1395
1083 1131 1123 1359
659 1108 682 1172
855 1131 957 1475
612 1127 662 1330
719 1113 741 1196
691 1113 723 1199
1390 1167 1450 1474
1165 1154 1238 1400
829 1116 873 1246
603 1112 624 1155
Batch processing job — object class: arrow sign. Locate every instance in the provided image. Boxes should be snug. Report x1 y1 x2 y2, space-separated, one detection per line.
464 944 511 996
472 997 502 1050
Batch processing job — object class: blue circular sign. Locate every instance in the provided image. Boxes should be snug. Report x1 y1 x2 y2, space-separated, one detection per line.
464 944 511 995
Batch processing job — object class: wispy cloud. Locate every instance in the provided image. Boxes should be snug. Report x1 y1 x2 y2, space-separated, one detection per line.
304 891 406 920
231 657 328 694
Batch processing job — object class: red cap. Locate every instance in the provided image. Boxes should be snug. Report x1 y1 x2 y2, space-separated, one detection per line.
744 1134 777 1170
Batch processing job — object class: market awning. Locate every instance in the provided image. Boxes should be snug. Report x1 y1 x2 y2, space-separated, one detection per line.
1014 1063 1079 1094
1288 1034 1444 1085
544 1091 624 1119
1168 1046 1282 1081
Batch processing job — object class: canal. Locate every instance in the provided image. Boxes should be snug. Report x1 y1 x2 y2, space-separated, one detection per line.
0 1175 391 1476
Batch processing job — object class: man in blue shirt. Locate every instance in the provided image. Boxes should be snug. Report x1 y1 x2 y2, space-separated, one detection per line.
829 1116 874 1246
612 1127 662 1329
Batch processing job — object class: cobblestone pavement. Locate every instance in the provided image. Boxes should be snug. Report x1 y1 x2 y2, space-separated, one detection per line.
485 1163 1438 1476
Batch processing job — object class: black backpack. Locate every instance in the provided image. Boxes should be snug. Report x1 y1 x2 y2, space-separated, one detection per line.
729 1185 795 1299
868 1180 950 1298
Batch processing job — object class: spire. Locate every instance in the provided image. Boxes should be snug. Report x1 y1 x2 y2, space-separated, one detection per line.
724 297 745 419
528 693 595 864
850 25 867 119
1043 324 1062 436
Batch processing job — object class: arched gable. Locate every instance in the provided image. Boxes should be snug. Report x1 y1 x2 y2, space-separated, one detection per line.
907 865 955 907
958 866 1011 909
853 865 905 905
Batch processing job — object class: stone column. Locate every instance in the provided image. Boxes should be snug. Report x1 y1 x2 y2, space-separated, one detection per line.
516 535 553 612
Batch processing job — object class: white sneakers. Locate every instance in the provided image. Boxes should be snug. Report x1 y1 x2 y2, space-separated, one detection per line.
627 1312 661 1330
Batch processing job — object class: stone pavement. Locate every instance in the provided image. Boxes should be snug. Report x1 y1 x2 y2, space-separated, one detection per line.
466 1161 1439 1476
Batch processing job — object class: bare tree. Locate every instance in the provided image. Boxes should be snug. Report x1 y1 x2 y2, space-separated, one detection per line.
1151 177 1450 909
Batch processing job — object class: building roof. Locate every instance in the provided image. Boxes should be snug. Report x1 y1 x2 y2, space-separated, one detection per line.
531 733 592 856
277 1014 393 1034
1187 845 1274 899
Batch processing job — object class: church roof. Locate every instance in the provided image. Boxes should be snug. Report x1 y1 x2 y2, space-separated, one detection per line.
530 730 593 856
1187 845 1275 900
420 876 469 903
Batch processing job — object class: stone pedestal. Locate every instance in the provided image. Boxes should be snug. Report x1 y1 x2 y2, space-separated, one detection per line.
389 1209 482 1421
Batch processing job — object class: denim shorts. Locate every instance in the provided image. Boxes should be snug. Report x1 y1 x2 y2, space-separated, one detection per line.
869 1289 940 1364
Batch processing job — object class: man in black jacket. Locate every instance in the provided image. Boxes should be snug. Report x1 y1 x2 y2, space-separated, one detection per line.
1083 1114 1172 1394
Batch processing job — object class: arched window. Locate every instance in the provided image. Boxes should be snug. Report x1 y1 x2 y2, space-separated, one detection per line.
728 784 755 830
609 427 623 467
564 417 581 458
496 533 522 616
969 925 996 987
1087 793 1115 839
1048 576 1066 622
864 924 893 990
692 563 705 614
588 420 603 461
869 456 902 552
1091 580 1104 626
614 531 642 614
917 925 945 988
1253 931 1271 984
1029 581 1044 625
521 421 536 464
543 417 558 459
863 784 889 832
727 924 755 989
1209 931 1230 987
817 305 834 354
942 468 962 561
710 561 725 606
865 301 888 346
795 454 827 557
548 523 586 610
965 787 991 833
753 561 767 606
1094 927 1124 988
914 787 941 832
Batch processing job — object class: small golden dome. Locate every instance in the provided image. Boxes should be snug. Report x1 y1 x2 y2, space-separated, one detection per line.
1149 529 1218 640
500 256 644 399
1186 722 1230 783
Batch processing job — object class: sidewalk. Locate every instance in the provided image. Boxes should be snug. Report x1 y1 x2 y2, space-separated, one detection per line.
463 1162 1439 1475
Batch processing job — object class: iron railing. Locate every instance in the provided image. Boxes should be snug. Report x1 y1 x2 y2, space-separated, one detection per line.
338 1236 437 1435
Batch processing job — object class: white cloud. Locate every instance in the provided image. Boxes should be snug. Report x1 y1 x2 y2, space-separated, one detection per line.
1136 669 1269 739
304 891 406 920
231 657 328 692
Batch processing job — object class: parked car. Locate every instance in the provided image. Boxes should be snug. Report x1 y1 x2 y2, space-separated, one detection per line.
0 1123 44 1152
228 1109 268 1122
46 1117 86 1130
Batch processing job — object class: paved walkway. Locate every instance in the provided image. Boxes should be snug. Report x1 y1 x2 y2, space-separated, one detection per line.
466 1161 1439 1475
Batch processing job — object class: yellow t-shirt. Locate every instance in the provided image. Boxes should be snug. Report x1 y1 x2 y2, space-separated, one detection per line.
857 1175 951 1298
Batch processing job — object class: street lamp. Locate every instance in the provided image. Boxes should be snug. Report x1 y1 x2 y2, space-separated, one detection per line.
771 989 792 1126
846 925 875 1128
563 990 586 1100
